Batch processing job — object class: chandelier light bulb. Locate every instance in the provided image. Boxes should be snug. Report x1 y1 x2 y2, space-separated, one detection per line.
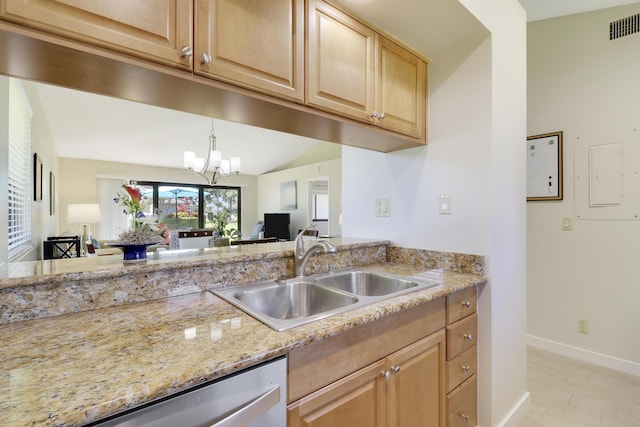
230 157 241 174
183 151 195 170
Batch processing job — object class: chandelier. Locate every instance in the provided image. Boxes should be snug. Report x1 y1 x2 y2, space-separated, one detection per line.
183 119 241 185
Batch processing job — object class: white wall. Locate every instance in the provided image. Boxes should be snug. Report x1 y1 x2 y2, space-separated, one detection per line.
343 0 528 425
527 4 640 374
256 158 341 239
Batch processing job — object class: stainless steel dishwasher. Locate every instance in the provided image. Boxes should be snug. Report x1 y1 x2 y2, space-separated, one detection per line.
92 357 286 427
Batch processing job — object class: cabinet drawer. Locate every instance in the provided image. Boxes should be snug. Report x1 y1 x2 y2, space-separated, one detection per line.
446 346 476 393
447 375 477 427
446 313 477 360
446 286 476 325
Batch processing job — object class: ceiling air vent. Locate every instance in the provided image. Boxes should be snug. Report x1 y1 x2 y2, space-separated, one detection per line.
609 13 640 40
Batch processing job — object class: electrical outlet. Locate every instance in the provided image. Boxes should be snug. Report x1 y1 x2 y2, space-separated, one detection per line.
577 318 589 334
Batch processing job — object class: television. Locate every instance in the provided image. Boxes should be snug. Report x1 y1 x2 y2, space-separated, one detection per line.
264 213 290 241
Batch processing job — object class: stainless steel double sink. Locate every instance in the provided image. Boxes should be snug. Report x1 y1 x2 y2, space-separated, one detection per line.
212 268 439 331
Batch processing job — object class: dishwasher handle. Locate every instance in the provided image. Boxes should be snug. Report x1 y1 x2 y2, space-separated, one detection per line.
211 385 280 427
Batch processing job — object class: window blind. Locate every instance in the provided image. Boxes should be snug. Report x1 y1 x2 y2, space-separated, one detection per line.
8 79 33 259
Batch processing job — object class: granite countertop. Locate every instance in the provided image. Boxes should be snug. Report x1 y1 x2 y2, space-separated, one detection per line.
0 263 485 427
0 238 386 288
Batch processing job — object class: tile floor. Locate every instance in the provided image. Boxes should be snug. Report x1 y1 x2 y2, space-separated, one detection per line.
518 347 640 427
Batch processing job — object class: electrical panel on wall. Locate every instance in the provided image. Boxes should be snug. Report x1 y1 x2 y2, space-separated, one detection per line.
574 129 640 220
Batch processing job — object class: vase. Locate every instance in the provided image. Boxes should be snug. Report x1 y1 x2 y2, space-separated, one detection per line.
106 243 155 263
213 237 230 247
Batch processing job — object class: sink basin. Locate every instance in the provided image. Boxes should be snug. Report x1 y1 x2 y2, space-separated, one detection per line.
233 281 358 320
212 268 440 331
308 270 418 296
213 280 359 331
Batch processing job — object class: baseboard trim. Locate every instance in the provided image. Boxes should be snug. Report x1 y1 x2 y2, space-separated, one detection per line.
527 335 640 377
493 392 530 427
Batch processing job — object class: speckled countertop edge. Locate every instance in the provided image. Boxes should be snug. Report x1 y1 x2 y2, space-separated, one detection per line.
0 262 485 427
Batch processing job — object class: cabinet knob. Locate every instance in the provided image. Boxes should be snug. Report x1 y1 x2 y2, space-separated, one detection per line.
462 365 471 372
378 112 385 120
391 366 401 374
463 333 473 341
380 371 391 380
201 52 212 64
180 46 193 58
461 414 471 422
462 301 471 308
369 111 386 120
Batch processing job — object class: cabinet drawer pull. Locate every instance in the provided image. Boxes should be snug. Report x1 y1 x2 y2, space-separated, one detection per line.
462 365 471 372
180 46 193 58
201 52 212 64
461 413 471 422
463 333 473 341
462 301 471 308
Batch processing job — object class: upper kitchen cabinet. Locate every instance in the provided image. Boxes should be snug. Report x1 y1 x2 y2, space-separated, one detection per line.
306 0 376 123
376 36 427 140
0 0 193 69
306 0 427 141
195 0 304 102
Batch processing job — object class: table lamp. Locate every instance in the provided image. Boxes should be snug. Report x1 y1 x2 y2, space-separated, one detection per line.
67 203 102 256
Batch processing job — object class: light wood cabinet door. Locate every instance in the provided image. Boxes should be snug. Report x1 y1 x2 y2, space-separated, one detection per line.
387 331 446 427
375 36 427 139
0 0 193 69
289 331 446 427
306 0 375 121
288 359 387 427
195 0 304 101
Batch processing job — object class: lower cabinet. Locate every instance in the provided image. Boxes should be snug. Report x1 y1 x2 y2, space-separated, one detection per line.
287 287 478 427
288 331 446 427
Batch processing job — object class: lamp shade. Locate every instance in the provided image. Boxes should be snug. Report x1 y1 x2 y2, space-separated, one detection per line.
67 203 102 224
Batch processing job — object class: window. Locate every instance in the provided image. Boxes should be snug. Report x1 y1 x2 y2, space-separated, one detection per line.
137 181 241 233
7 79 32 259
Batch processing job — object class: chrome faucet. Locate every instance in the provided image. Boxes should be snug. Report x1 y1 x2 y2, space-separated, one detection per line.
294 225 337 277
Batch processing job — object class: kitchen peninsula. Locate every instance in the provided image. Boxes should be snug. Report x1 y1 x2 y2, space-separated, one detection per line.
0 238 485 426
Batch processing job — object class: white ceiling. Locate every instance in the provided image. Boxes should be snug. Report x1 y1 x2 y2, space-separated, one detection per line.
518 0 639 22
33 0 638 176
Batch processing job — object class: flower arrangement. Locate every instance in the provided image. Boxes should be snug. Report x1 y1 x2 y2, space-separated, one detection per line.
114 185 170 245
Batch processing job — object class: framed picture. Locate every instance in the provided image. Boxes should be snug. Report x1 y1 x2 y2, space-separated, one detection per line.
280 180 297 210
49 171 56 215
33 153 43 202
526 131 563 201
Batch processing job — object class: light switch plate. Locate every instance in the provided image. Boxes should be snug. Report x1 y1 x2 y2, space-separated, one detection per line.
439 194 451 215
375 198 391 217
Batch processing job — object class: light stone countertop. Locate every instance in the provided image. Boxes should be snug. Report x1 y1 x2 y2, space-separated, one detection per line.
0 262 485 427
